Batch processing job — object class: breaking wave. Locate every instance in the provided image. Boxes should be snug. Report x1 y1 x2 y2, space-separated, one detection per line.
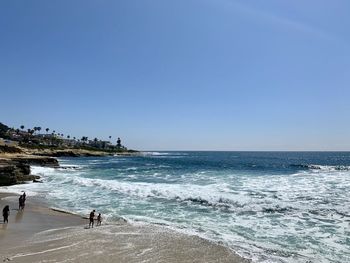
290 164 350 171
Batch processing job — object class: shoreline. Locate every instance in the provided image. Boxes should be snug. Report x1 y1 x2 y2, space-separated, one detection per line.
0 192 250 262
0 147 141 186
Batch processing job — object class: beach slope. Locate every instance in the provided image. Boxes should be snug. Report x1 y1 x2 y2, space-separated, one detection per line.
0 194 248 263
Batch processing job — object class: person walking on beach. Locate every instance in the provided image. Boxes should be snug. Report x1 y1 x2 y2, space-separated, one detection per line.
3 205 10 223
19 195 23 210
97 213 102 226
89 210 95 228
18 193 26 210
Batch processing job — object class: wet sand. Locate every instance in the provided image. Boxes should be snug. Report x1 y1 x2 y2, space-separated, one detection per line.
0 193 249 262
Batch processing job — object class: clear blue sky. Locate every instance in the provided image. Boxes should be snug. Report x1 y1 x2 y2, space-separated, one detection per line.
1 0 349 151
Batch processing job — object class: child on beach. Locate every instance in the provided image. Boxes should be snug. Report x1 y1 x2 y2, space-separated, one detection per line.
97 213 102 226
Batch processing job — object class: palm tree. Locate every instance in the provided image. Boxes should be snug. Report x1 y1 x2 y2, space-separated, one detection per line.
37 127 41 134
20 125 25 131
46 128 49 133
67 135 70 139
33 127 40 135
81 136 88 144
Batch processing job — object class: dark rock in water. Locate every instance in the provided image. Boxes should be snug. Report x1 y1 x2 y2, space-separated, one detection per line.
0 156 58 186
59 166 80 170
0 160 35 185
0 164 18 185
33 178 43 183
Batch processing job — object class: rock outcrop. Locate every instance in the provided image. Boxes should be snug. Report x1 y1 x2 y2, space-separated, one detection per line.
11 156 59 167
0 164 18 185
0 156 57 186
32 149 113 157
0 145 23 154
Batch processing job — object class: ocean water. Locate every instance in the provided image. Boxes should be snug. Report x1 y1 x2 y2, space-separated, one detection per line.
4 152 350 262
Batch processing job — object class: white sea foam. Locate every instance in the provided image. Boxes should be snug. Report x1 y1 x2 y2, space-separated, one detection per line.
31 166 57 176
3 155 350 263
141 152 169 156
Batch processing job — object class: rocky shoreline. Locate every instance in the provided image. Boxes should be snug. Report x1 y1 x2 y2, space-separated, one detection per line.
0 156 58 186
0 146 141 186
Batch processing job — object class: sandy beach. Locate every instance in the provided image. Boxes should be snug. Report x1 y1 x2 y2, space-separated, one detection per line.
0 193 249 263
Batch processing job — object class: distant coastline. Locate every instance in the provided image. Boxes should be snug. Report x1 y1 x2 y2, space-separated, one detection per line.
0 121 139 186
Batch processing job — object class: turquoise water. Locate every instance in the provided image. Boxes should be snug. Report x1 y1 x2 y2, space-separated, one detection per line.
6 152 350 262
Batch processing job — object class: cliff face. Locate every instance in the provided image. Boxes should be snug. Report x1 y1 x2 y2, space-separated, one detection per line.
0 157 58 186
11 156 59 167
0 165 18 185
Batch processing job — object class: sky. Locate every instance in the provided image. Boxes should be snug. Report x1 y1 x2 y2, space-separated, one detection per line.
0 0 349 151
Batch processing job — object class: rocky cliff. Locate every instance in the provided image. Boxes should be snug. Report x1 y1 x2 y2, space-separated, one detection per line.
0 156 58 186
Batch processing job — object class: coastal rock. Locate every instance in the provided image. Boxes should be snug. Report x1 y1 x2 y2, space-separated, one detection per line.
0 164 18 185
0 156 58 186
51 150 80 157
33 149 110 157
0 145 23 153
12 156 59 167
0 159 36 185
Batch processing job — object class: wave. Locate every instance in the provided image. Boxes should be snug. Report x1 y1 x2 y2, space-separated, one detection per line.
31 166 57 176
65 176 297 215
141 152 189 157
68 176 246 209
141 152 170 156
291 164 350 171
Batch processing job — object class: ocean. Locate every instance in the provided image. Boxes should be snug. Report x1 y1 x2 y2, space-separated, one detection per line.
4 151 350 262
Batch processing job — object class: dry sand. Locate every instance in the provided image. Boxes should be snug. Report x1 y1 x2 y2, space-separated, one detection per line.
0 193 249 263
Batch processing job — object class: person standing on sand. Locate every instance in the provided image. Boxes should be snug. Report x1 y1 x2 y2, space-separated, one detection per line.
3 205 10 223
89 210 95 228
97 213 102 226
19 195 23 210
22 192 26 209
18 193 26 210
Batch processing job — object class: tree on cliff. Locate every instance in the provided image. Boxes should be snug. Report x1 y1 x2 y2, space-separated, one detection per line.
33 127 41 134
20 125 25 131
46 128 49 133
81 136 88 144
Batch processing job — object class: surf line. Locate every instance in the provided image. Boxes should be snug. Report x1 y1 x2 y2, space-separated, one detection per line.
8 242 82 260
